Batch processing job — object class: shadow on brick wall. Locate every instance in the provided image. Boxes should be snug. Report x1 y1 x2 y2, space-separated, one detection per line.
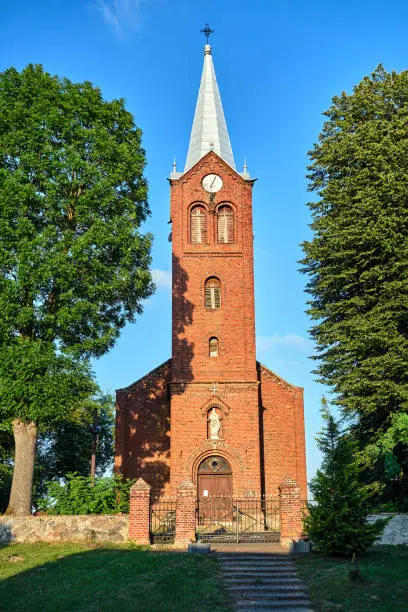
117 255 195 500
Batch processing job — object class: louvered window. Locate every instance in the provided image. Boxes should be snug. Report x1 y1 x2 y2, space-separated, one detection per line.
191 206 207 244
217 206 234 243
205 277 221 309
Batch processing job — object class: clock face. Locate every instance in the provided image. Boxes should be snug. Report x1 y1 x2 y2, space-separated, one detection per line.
202 174 223 193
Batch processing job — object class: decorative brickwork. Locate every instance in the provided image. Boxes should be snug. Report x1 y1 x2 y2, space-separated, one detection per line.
115 99 307 543
279 477 304 547
174 479 197 544
128 477 151 544
258 363 307 499
115 361 171 500
115 151 307 509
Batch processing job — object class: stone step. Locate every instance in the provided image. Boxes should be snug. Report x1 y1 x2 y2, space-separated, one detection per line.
235 602 314 612
224 577 303 586
233 599 312 609
226 584 307 593
218 554 289 560
228 589 308 599
219 558 291 564
219 556 293 565
221 561 295 570
221 566 295 573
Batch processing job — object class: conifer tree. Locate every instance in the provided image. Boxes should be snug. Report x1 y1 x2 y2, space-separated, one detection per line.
301 66 408 507
304 400 388 555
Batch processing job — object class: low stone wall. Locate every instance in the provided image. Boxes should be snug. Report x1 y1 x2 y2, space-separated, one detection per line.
368 514 408 545
0 515 128 544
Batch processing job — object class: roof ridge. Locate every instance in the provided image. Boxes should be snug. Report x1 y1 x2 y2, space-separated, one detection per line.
256 361 302 390
116 358 171 393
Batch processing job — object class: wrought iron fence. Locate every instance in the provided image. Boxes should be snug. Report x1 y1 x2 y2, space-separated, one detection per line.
150 497 176 543
196 495 280 543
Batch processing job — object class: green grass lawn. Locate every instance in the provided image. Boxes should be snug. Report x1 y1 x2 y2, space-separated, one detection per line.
0 542 229 611
294 545 408 611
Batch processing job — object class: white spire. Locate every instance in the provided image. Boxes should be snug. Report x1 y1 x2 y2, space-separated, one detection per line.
184 44 235 172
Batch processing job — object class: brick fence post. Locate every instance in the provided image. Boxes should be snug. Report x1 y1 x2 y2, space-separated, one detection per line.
128 477 151 544
279 477 304 547
175 479 196 546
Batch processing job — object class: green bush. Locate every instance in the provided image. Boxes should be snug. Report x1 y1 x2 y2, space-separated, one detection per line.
304 401 389 555
40 473 134 514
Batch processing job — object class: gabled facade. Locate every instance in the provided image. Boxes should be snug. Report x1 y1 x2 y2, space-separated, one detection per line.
115 43 307 502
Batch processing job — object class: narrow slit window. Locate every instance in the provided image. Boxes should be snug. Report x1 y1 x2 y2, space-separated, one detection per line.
217 205 234 243
209 337 219 357
191 206 207 244
205 277 221 309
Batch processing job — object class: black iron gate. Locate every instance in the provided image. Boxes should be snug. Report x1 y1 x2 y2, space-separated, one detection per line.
150 498 176 543
196 495 280 542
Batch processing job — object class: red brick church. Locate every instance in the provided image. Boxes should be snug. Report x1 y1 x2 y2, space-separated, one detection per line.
115 40 307 507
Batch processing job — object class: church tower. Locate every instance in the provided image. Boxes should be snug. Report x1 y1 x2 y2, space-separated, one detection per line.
115 36 307 504
169 42 261 496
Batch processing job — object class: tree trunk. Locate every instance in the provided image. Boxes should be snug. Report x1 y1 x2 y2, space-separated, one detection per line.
6 419 38 516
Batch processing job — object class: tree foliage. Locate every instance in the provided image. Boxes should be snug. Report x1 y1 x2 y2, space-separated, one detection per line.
39 473 133 515
0 64 153 356
301 66 408 506
0 391 115 513
33 393 114 507
0 64 153 514
304 401 388 555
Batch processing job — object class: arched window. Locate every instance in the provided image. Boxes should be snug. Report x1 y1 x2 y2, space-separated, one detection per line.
205 277 221 309
209 337 219 357
191 206 207 244
217 205 234 243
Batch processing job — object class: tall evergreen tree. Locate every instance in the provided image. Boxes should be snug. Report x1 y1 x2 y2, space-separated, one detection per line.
0 64 153 514
304 400 388 555
301 66 408 507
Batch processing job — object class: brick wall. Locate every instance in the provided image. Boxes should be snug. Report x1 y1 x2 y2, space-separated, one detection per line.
279 477 304 546
115 361 171 500
258 363 307 499
170 151 257 384
128 478 151 544
170 382 261 495
115 150 307 505
174 480 196 544
169 152 261 494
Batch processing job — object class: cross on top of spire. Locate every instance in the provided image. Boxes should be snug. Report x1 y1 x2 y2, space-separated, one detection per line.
200 23 214 44
184 24 235 171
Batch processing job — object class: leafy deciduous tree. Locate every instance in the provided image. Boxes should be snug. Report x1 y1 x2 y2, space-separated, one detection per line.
33 392 115 508
0 64 153 514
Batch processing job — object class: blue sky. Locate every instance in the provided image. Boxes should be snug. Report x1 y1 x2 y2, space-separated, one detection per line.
2 0 408 483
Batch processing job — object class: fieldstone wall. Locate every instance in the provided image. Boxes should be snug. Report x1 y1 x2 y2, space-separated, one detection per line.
368 514 408 545
0 515 128 544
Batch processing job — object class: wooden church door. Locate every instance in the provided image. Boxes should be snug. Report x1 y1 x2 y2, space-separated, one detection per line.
197 456 232 498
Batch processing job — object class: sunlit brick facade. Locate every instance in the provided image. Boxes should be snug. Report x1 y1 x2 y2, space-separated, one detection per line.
115 43 307 503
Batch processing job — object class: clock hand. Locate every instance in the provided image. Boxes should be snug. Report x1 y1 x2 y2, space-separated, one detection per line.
210 176 216 189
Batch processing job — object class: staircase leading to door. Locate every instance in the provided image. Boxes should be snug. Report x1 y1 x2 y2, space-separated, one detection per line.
218 552 313 610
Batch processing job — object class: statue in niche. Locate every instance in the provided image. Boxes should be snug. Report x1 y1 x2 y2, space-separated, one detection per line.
208 407 221 440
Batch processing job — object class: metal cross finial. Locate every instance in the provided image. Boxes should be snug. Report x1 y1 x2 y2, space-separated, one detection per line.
201 23 214 44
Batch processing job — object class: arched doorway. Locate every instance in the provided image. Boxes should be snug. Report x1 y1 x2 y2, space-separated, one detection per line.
197 455 232 498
